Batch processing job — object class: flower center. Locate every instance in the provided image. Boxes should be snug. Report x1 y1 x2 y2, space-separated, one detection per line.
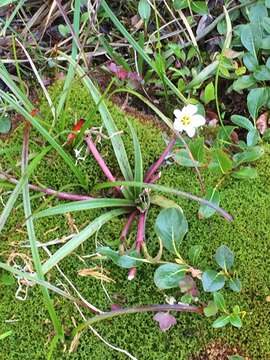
181 115 192 126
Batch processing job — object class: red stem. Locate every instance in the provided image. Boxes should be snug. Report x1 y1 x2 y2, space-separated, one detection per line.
85 134 121 194
144 137 176 183
120 210 137 242
0 172 94 201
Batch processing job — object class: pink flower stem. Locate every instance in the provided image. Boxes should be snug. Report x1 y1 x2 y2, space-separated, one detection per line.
85 134 122 195
120 210 137 242
128 211 146 280
144 137 176 183
0 172 94 201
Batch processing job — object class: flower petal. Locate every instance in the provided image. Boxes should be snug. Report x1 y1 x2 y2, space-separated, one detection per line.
185 126 196 138
173 120 184 132
192 114 206 127
173 109 182 119
182 104 198 116
153 312 177 332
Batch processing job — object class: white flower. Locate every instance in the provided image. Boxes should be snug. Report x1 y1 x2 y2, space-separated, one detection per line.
173 104 206 138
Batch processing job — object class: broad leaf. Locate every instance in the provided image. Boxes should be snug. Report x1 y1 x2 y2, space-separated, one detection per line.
233 75 256 92
204 301 218 317
0 116 11 134
202 270 225 292
213 292 227 312
243 53 258 71
155 207 188 255
198 188 220 219
231 115 254 131
97 247 140 268
174 149 200 167
246 129 260 147
254 66 270 81
214 245 234 271
209 149 233 174
232 167 258 179
228 278 241 292
232 146 264 166
154 263 187 289
212 315 230 328
247 88 268 120
229 314 242 328
138 0 151 21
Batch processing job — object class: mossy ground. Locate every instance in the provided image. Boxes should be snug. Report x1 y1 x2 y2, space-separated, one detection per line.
0 81 270 359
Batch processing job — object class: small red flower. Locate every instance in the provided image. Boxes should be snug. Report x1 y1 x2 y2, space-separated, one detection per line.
67 118 85 143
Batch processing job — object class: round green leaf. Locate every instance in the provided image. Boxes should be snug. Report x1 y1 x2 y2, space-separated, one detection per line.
0 116 11 134
228 278 241 292
138 0 151 21
214 245 234 271
154 263 187 289
202 270 226 292
155 207 188 255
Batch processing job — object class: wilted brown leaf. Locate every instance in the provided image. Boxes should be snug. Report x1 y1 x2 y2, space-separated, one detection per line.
78 267 115 283
256 111 268 135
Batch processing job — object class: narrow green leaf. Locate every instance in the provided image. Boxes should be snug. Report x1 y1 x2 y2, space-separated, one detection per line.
229 314 242 328
213 292 227 312
212 315 230 328
228 278 241 292
204 82 215 104
127 120 143 197
232 167 258 179
0 90 87 189
41 208 129 274
97 246 140 268
138 0 151 21
247 88 268 120
34 198 135 218
231 115 254 131
232 146 264 166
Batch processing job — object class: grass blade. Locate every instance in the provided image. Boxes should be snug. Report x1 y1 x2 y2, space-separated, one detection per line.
127 120 143 197
0 146 51 233
41 208 129 274
58 52 133 187
100 0 187 104
34 198 135 218
95 181 233 221
0 89 87 189
21 125 63 339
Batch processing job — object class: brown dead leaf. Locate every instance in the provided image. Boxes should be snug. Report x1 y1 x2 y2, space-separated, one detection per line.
256 111 268 135
78 267 115 283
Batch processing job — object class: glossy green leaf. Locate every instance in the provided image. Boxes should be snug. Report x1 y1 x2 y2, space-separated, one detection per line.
213 292 227 312
233 75 256 92
198 188 220 219
246 128 260 147
212 315 230 328
232 167 258 179
154 263 187 289
204 301 218 317
243 53 259 71
229 314 242 328
247 88 268 120
202 270 226 292
228 278 242 292
204 82 215 104
231 115 254 131
155 207 188 255
138 0 151 21
174 149 200 167
232 146 264 166
97 247 140 268
214 245 234 271
0 116 11 134
209 149 233 174
240 24 259 58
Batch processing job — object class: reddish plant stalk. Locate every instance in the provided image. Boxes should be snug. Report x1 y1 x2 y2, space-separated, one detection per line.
85 134 121 194
128 212 146 280
144 137 176 183
0 172 93 201
120 210 137 242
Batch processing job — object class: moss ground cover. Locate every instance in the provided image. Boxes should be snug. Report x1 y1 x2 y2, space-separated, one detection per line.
0 81 270 359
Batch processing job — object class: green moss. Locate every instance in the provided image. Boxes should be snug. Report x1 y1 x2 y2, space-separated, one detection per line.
0 81 270 359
